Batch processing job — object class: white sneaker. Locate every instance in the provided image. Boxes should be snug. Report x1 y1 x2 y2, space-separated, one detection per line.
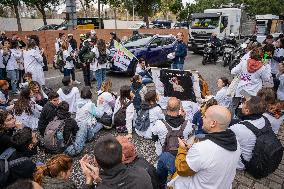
73 80 81 85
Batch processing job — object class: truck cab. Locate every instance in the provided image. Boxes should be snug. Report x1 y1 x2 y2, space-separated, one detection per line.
188 8 241 53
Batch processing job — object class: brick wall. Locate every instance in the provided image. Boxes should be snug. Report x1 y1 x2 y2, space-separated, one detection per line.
6 29 188 64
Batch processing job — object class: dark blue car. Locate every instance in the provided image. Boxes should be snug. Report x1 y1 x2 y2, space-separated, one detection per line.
109 34 177 75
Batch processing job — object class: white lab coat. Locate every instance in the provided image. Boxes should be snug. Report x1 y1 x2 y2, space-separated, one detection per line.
23 49 45 86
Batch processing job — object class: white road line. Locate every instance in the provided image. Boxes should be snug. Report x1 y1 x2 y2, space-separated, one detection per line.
45 75 62 80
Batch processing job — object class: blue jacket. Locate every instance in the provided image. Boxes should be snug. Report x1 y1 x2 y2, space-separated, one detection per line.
174 41 187 64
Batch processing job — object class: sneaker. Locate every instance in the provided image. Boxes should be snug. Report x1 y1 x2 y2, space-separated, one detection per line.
73 80 81 85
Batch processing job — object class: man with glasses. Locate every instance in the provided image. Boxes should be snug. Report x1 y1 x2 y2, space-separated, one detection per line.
171 32 187 70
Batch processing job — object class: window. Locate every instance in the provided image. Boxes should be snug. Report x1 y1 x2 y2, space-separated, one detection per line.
150 37 163 46
163 37 175 46
220 16 228 33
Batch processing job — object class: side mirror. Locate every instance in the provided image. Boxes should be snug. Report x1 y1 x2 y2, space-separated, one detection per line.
149 43 158 48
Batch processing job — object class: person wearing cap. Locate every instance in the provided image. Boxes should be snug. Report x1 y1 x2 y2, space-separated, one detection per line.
79 34 87 49
90 30 96 38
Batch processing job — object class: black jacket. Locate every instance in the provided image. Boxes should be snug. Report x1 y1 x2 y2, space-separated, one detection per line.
0 129 14 154
5 151 36 187
83 163 153 189
69 38 78 51
127 156 161 189
57 108 79 145
38 102 58 136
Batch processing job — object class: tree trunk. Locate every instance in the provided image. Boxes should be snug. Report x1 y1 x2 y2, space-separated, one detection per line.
79 0 87 17
39 5 47 26
98 0 101 29
143 12 149 28
13 3 22 31
114 8 117 30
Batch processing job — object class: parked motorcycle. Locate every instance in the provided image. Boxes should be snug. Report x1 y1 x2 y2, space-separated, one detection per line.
202 43 216 65
228 43 247 71
222 44 235 67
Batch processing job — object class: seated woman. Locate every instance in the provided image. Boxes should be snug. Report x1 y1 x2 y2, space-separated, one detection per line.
0 110 23 154
214 77 232 108
29 81 48 107
14 87 41 130
34 154 76 189
135 58 153 85
112 85 135 135
130 75 147 113
0 80 14 110
135 90 164 139
65 87 104 156
97 79 116 129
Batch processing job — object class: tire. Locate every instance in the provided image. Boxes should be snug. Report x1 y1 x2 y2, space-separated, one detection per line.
223 57 228 67
202 56 206 65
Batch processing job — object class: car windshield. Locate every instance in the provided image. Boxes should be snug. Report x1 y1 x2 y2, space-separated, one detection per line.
191 17 219 29
124 36 152 47
130 23 144 29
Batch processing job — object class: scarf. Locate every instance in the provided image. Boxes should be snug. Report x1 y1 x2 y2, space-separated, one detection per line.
247 58 263 73
165 114 185 128
205 129 238 151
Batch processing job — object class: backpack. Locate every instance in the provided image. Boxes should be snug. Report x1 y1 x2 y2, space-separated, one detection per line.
240 116 283 179
131 85 143 111
44 117 69 153
134 108 151 132
162 120 188 156
98 52 108 65
113 100 131 132
0 148 29 187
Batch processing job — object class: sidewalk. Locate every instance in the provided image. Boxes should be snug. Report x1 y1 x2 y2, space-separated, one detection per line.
233 125 284 189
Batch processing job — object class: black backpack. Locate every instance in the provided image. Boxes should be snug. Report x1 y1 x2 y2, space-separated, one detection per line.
162 120 188 156
0 148 30 187
240 117 283 179
98 52 108 65
113 100 131 132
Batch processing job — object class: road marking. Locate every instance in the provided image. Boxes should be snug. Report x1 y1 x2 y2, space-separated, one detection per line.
45 75 62 80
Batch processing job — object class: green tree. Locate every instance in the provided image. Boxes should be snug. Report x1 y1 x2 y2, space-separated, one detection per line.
0 0 22 31
23 0 59 25
123 0 161 28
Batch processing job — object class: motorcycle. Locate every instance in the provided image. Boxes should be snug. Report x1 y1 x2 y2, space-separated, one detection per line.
202 43 216 65
228 43 247 71
222 44 235 67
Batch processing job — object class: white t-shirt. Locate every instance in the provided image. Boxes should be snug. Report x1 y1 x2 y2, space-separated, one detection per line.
177 139 240 189
230 117 266 169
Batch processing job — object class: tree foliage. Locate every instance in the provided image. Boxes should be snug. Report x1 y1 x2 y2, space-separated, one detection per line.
0 0 22 31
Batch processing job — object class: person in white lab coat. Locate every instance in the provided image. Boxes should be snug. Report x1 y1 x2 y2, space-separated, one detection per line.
214 77 232 108
23 40 45 87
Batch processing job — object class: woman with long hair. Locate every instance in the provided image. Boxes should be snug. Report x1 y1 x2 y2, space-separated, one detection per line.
23 39 45 87
14 87 41 130
214 77 232 108
0 110 23 154
29 81 48 107
94 39 108 91
0 80 14 110
34 154 76 189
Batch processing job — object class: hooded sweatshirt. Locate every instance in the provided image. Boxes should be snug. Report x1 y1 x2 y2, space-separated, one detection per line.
41 177 76 189
231 57 271 97
57 86 80 113
135 103 164 139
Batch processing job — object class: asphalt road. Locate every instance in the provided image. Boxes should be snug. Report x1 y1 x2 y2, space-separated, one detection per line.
45 52 232 96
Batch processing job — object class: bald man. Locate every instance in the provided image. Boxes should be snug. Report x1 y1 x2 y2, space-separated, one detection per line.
152 97 194 187
169 105 241 189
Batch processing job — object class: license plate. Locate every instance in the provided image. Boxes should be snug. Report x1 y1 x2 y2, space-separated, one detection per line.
197 44 204 48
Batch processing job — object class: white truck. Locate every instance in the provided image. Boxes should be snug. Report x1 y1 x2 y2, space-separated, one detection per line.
254 14 282 43
188 8 242 53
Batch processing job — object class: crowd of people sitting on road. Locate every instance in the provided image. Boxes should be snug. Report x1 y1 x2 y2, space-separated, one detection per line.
0 30 284 189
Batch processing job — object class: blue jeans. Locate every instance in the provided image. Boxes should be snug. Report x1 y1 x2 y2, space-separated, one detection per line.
95 68 106 91
171 63 184 70
6 69 18 92
65 122 103 156
64 68 75 81
157 152 176 187
142 77 153 85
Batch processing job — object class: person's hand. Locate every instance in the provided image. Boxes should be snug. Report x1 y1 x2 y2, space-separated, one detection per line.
126 133 132 139
15 121 23 129
80 155 101 184
178 137 192 150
